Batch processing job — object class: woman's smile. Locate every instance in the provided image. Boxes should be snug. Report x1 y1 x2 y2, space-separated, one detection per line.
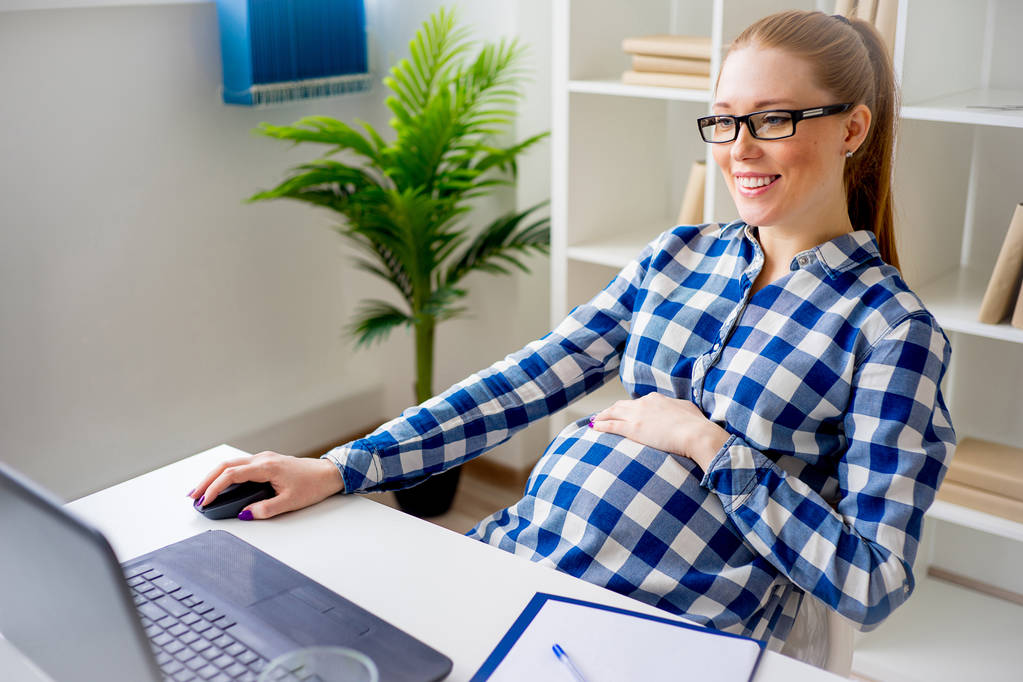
734 172 781 197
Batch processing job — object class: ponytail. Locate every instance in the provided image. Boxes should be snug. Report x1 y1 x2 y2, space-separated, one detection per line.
847 19 900 271
729 11 902 270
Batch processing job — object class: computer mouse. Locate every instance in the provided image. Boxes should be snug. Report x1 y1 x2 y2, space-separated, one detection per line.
194 481 276 520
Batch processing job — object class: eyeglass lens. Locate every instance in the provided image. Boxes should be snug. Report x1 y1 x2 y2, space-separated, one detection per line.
701 111 795 142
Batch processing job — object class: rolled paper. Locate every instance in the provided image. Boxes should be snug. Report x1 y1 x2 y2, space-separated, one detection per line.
874 0 899 57
855 0 879 23
1011 274 1023 329
978 203 1023 324
678 160 706 226
833 0 857 17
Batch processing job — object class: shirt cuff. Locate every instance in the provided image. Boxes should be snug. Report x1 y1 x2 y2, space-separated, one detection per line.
700 433 764 512
320 438 381 494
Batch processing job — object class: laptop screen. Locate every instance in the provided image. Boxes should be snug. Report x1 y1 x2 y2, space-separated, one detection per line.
0 462 162 682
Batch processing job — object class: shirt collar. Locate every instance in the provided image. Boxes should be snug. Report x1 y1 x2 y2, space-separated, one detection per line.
805 229 882 276
739 224 881 277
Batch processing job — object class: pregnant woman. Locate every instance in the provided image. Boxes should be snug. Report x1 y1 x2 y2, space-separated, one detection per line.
189 9 956 661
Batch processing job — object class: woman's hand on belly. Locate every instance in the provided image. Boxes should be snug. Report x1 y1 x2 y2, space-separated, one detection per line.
590 393 731 472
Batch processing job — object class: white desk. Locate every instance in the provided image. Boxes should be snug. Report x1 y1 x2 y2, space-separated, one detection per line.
1 445 844 681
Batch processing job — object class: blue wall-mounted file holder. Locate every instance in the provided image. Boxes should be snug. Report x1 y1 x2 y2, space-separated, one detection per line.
215 0 371 107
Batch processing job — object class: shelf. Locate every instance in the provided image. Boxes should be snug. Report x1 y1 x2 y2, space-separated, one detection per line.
566 237 650 269
565 218 672 269
927 500 1023 543
569 79 711 104
914 266 1023 344
902 88 1023 128
851 574 1023 682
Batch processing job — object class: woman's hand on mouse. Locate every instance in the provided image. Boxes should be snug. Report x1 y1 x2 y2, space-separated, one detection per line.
187 452 345 520
589 393 731 471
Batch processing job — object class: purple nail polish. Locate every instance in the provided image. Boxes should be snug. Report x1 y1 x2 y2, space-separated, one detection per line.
238 509 254 521
197 495 205 507
187 489 195 497
588 420 594 428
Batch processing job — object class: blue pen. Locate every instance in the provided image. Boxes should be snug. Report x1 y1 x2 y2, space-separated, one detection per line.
552 643 590 682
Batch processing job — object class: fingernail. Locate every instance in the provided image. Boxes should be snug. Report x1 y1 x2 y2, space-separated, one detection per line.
588 420 594 428
197 495 205 507
187 489 195 497
238 509 254 521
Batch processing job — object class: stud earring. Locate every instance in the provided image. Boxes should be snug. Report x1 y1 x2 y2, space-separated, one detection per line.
845 150 854 158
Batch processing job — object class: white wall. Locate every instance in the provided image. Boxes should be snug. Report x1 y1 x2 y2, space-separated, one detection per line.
0 0 553 500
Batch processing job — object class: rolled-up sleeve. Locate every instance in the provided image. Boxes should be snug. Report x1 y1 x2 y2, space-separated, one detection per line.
701 313 956 629
323 238 664 493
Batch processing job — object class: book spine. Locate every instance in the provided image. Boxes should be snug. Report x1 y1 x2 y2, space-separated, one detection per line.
978 203 1023 324
946 463 1023 502
936 480 1023 524
621 36 712 60
942 437 1023 501
621 70 710 90
631 54 711 76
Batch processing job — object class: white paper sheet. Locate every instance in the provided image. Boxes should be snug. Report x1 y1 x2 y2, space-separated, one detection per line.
483 596 762 682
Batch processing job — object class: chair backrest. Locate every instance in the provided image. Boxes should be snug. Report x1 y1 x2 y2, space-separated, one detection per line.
823 608 855 676
779 593 855 676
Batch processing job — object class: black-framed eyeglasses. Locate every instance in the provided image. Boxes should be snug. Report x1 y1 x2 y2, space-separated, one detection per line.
696 103 852 143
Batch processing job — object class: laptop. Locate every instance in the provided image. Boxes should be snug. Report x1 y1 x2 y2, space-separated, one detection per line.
0 461 452 682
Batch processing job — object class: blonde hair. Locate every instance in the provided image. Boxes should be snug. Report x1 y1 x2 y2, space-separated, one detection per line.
728 10 901 270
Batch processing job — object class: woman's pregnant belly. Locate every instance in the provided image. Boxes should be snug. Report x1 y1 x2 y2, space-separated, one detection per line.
469 417 784 630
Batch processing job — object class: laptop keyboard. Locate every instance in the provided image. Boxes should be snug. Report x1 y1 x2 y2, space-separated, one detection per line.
125 564 270 682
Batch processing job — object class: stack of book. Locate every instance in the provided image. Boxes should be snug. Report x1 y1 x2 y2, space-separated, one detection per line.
936 437 1023 524
620 35 712 91
978 203 1023 329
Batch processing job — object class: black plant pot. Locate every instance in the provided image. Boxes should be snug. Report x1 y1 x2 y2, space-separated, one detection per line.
393 467 462 518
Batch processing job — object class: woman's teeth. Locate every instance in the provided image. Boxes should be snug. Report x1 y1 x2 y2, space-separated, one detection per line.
736 175 779 188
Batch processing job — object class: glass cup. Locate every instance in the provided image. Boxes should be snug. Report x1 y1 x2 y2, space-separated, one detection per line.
257 646 379 682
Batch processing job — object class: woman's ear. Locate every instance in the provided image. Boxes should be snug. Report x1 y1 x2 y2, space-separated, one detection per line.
844 103 871 154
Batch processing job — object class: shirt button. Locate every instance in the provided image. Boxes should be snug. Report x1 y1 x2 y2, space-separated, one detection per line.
797 255 810 267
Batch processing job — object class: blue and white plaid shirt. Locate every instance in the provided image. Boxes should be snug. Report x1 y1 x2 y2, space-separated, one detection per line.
325 221 956 650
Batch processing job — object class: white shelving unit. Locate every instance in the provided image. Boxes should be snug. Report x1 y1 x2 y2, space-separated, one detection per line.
551 0 1023 679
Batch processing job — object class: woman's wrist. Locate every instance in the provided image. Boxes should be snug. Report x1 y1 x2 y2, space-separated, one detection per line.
691 424 731 471
318 457 346 495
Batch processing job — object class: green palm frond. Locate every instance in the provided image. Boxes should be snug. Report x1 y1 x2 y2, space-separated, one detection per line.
248 161 382 205
419 284 467 323
348 300 414 348
385 7 473 117
254 117 381 164
444 202 550 288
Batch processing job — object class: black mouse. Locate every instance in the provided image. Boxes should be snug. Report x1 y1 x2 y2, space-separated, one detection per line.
194 481 276 520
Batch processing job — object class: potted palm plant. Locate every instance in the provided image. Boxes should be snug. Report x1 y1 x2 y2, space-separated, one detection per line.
247 7 549 517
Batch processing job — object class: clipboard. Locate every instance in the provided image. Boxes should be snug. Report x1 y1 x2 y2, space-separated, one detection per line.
470 593 765 682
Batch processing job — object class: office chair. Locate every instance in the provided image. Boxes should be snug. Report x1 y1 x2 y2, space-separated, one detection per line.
782 595 855 676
